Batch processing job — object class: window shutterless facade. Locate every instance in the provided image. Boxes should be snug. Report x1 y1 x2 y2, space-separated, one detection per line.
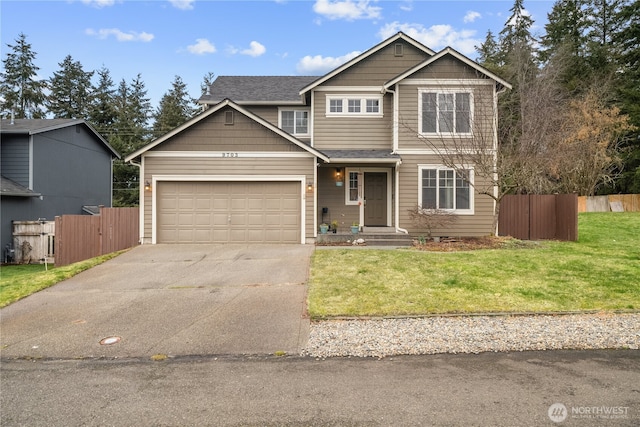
418 166 473 214
326 95 383 117
418 90 472 135
279 109 309 135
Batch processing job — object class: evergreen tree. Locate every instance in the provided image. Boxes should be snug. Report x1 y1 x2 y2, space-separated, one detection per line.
0 33 47 118
47 55 94 119
475 30 502 74
152 75 197 137
611 0 640 192
110 74 152 206
88 66 117 134
583 0 625 77
200 71 216 96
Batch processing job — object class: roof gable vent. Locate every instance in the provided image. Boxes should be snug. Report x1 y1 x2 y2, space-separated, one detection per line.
224 110 234 125
394 43 404 57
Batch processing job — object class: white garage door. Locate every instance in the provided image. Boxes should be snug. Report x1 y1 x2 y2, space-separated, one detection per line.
157 181 301 243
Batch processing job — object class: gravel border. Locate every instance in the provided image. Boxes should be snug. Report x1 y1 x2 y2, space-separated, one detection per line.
302 313 640 358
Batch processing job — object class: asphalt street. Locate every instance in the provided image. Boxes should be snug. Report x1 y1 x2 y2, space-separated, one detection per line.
2 350 638 426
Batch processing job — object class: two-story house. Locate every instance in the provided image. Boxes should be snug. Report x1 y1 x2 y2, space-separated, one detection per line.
1 119 119 254
125 32 510 245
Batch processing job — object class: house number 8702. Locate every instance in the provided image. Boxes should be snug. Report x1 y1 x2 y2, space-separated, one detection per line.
222 153 239 158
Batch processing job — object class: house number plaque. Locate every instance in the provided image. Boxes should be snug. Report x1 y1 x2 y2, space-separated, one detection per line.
222 152 239 158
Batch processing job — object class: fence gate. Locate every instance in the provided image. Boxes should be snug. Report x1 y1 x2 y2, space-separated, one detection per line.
11 220 55 264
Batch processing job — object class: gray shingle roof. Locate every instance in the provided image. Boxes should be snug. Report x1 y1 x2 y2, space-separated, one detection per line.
199 76 319 104
1 176 41 197
322 150 401 162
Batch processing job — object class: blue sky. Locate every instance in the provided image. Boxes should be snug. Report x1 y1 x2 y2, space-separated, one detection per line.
1 0 554 109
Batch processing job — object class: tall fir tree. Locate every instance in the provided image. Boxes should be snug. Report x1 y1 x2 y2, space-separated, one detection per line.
475 30 503 74
110 74 152 206
47 55 94 119
88 66 117 135
152 75 197 137
0 33 47 119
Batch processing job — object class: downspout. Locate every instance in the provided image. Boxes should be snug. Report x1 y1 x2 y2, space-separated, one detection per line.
383 85 408 234
493 85 508 236
128 159 145 244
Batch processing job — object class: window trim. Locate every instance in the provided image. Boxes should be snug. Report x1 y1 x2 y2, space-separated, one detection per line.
326 94 383 118
417 89 473 136
345 169 362 205
417 165 474 215
278 108 310 136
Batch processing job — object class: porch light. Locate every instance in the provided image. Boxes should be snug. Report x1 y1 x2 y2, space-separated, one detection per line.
335 168 344 187
307 181 313 192
144 180 151 192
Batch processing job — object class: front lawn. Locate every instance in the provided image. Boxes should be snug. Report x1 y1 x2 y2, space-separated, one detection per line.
308 212 640 318
0 252 123 308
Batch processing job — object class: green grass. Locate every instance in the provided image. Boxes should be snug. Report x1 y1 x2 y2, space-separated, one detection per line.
308 212 640 318
0 251 124 308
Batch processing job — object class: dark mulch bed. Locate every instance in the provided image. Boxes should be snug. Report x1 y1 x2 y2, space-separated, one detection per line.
412 236 539 252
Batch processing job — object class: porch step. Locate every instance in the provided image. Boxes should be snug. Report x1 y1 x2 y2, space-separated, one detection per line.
364 234 414 247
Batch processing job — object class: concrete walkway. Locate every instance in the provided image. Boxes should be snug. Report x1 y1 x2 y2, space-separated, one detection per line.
0 244 314 359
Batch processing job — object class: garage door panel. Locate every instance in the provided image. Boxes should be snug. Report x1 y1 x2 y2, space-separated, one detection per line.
157 181 301 243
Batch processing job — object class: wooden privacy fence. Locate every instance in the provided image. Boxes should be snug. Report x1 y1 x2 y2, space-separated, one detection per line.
498 194 578 241
578 194 640 212
55 207 139 267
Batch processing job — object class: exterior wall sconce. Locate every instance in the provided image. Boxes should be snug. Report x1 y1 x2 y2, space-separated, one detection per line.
335 168 344 187
144 180 151 192
307 181 313 192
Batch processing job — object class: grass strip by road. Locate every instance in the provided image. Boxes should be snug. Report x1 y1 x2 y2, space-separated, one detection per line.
0 251 124 308
308 213 640 318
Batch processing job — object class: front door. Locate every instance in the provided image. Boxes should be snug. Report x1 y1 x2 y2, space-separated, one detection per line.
364 172 387 226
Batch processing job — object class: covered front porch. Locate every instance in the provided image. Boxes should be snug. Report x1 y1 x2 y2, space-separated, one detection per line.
314 150 407 243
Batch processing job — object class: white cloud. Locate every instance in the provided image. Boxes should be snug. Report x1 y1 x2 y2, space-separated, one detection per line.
296 50 361 74
187 38 216 55
313 0 381 21
85 28 154 42
378 22 480 56
399 1 413 12
241 41 266 57
81 0 117 8
168 0 195 10
463 11 481 23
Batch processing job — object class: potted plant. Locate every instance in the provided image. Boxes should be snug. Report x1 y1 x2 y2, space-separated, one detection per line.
319 223 329 234
351 222 359 234
331 220 339 233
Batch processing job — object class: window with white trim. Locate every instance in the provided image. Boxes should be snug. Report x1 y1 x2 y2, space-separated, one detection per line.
326 95 382 117
280 109 309 135
419 166 473 213
419 90 472 135
346 170 360 205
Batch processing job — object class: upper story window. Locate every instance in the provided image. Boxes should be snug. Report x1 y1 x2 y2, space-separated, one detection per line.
279 109 309 136
419 90 472 135
326 95 383 117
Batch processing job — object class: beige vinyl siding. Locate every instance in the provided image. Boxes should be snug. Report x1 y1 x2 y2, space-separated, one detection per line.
316 167 359 229
142 156 315 242
397 155 495 237
325 41 432 86
242 105 279 125
397 82 496 151
155 107 305 153
312 92 394 150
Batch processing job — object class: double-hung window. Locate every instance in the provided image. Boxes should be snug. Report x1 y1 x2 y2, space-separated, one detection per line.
419 90 472 135
280 109 309 135
419 166 473 213
345 169 361 205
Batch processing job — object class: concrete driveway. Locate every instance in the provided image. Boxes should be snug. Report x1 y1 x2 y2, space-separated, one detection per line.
0 244 314 359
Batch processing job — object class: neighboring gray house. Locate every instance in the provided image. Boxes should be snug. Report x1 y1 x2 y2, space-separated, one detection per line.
126 32 510 245
1 119 119 255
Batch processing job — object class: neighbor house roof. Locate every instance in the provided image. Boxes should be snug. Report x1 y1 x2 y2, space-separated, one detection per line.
199 76 319 105
125 98 330 163
0 176 41 197
0 118 121 159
